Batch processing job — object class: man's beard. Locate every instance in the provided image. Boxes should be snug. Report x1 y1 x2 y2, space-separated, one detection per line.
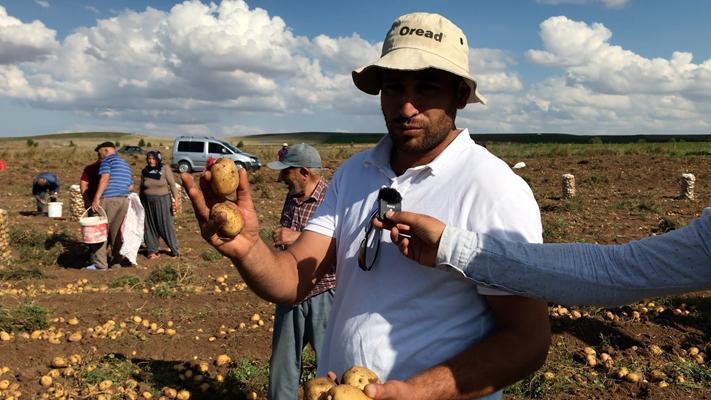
385 114 455 153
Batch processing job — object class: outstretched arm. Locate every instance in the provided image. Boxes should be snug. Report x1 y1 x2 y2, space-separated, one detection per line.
182 169 336 304
376 209 711 306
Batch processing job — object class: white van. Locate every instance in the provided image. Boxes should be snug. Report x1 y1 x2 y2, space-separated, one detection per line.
171 136 261 173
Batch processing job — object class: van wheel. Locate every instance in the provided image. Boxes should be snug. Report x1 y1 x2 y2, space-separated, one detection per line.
235 161 246 170
177 161 191 173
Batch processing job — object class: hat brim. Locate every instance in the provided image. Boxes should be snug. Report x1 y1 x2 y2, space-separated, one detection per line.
352 47 487 105
267 160 292 170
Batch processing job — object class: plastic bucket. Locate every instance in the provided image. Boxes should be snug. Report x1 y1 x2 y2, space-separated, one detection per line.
48 202 63 218
79 207 108 244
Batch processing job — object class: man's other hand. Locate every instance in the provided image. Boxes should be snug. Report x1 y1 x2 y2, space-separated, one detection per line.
272 227 300 246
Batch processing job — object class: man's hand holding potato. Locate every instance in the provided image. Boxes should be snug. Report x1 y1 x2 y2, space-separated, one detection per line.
181 167 260 259
372 210 447 268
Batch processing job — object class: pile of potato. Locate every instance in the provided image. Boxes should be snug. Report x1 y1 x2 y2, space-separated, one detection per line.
68 184 84 221
0 209 9 267
208 158 244 238
305 366 381 400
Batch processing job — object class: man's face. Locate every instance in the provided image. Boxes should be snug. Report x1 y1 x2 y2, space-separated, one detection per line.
380 69 467 153
278 167 306 197
37 177 46 187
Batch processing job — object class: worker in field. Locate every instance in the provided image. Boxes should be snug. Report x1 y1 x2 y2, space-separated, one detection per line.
266 143 336 399
88 141 133 270
183 12 550 400
32 172 60 215
278 142 289 161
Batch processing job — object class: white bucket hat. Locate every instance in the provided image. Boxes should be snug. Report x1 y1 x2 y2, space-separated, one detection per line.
352 12 486 105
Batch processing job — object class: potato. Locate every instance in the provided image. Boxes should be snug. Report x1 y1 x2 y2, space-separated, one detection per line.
304 377 336 400
324 384 372 400
210 158 239 197
210 201 244 238
341 366 380 391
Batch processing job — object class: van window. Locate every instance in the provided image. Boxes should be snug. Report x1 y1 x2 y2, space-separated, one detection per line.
208 142 231 154
177 141 204 153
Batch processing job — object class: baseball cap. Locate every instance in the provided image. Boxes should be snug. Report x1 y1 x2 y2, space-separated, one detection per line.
94 141 116 151
352 12 486 105
267 143 322 170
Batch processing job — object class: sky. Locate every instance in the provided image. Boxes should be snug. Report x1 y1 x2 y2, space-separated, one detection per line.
1 0 711 138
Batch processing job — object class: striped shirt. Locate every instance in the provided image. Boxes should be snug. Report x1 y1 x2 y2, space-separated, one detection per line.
99 153 132 198
280 176 336 301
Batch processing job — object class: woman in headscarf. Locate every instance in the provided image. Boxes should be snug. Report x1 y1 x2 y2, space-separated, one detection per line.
139 151 180 259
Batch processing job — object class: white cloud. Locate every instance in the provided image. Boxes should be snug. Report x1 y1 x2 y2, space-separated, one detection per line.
536 0 629 8
0 6 59 64
515 16 711 133
0 0 389 134
2 2 708 136
34 0 50 9
84 5 100 15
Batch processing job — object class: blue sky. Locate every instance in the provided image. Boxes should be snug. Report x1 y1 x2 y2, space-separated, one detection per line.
1 0 710 137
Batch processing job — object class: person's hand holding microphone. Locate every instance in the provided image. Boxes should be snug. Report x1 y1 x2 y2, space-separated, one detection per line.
372 208 447 268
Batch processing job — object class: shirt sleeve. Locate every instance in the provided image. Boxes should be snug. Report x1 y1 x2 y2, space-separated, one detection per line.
473 175 542 296
99 158 111 175
305 168 340 238
437 208 711 306
80 167 90 183
164 166 177 198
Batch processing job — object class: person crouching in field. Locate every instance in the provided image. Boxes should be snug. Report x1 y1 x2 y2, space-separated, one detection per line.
139 150 180 259
32 172 59 215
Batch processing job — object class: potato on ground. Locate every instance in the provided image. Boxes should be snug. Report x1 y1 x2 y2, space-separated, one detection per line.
210 201 244 238
210 158 239 197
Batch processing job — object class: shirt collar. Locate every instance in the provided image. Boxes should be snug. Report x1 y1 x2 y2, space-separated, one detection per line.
363 129 472 177
292 176 328 206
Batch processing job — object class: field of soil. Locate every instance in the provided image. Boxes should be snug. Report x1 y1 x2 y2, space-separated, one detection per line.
0 137 709 400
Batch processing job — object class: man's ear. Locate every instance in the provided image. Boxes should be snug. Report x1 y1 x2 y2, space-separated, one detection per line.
299 167 310 177
456 80 471 109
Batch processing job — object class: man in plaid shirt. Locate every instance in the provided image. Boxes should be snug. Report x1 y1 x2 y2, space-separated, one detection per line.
266 143 335 399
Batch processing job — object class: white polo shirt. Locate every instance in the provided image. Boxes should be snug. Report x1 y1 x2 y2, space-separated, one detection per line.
307 129 541 397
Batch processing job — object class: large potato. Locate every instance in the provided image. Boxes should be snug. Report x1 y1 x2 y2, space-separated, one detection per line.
341 366 380 391
324 384 372 400
210 158 239 197
210 201 244 238
304 377 336 400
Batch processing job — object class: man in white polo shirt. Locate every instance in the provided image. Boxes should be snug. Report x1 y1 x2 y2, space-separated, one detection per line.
183 12 550 400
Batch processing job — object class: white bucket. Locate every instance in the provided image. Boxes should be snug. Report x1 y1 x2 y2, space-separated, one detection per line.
48 202 63 218
79 207 108 244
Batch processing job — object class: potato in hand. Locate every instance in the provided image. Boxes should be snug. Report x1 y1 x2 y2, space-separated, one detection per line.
304 365 379 400
304 377 336 400
210 158 239 197
341 365 381 391
324 384 372 400
210 201 244 238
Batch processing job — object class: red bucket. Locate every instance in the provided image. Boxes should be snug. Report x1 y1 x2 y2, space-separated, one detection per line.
79 207 108 244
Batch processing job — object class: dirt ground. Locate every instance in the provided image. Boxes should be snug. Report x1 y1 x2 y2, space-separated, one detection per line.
0 140 709 399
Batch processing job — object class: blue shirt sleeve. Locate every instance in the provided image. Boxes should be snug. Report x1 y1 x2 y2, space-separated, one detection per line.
99 157 111 175
437 208 711 306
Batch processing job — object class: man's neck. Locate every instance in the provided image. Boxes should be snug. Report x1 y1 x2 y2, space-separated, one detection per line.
296 176 320 203
390 129 461 176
